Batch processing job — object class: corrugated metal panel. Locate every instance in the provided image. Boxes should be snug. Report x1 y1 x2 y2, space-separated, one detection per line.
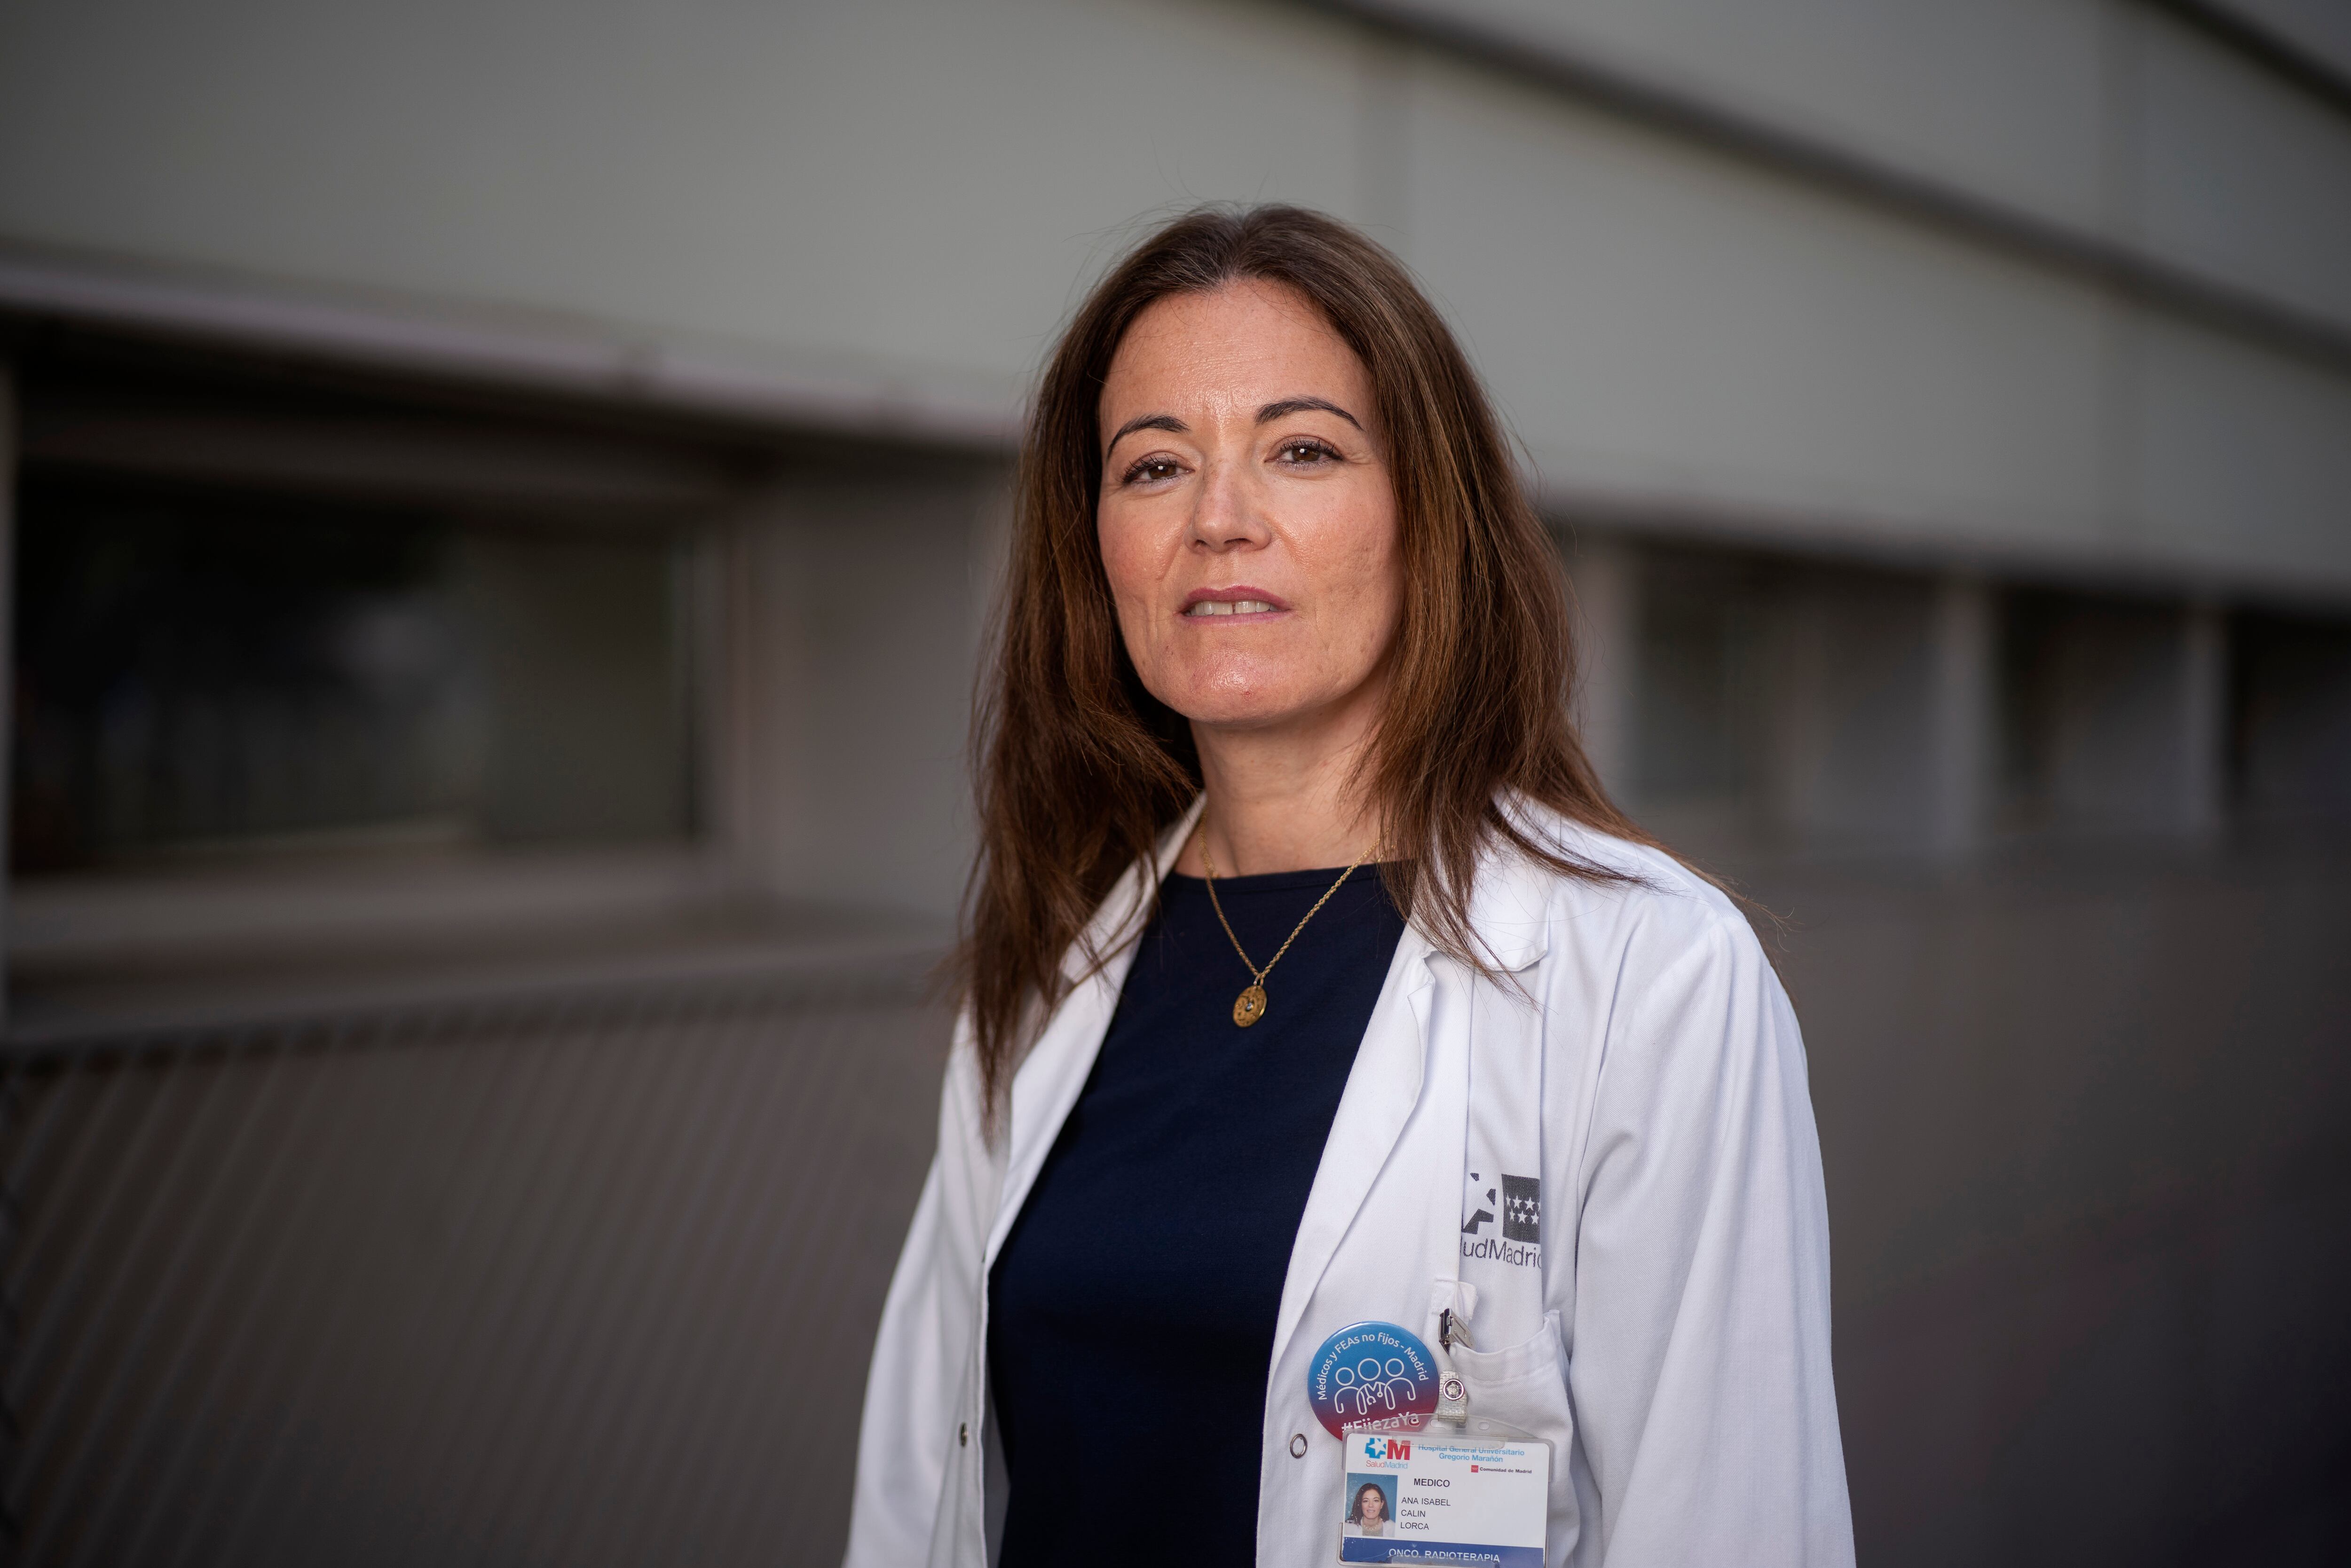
0 959 949 1568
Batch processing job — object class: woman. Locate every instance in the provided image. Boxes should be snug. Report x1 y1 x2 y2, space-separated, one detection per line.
1346 1481 1391 1537
845 206 1851 1568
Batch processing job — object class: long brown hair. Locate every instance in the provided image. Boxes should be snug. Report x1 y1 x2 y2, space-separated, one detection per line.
959 204 1661 1116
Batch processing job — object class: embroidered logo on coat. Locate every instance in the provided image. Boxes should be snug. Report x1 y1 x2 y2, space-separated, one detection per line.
1461 1170 1542 1268
1501 1175 1542 1243
1460 1170 1497 1237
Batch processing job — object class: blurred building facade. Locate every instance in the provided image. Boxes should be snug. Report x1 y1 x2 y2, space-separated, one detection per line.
0 1 2346 1563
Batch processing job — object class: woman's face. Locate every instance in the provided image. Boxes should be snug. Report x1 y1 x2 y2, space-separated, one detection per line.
1096 279 1402 738
1359 1488 1386 1521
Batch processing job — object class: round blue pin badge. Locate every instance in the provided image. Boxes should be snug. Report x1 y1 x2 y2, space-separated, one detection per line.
1304 1320 1439 1437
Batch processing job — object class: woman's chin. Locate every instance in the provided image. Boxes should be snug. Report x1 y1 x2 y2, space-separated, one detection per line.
1156 665 1363 734
1172 693 1330 733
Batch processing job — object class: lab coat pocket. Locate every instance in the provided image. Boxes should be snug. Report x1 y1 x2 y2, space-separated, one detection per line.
1450 1311 1578 1561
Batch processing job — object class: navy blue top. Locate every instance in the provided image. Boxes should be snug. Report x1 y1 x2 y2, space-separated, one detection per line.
987 862 1407 1568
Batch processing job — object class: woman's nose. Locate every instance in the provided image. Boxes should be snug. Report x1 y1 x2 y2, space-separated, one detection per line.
1188 458 1269 551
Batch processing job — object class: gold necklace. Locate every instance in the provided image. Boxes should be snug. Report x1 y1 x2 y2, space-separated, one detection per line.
1198 827 1374 1028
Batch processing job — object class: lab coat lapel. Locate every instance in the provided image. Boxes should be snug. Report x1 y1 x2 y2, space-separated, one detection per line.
986 959 1124 1269
984 796 1206 1267
1267 924 1436 1373
1265 839 1556 1371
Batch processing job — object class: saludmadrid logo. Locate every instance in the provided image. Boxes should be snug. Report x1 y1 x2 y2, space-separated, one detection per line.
1459 1234 1541 1269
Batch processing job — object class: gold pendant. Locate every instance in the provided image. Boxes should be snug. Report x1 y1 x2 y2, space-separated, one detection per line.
1233 984 1268 1028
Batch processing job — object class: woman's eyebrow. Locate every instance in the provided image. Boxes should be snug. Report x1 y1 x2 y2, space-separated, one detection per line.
1107 412 1188 448
1256 396 1362 430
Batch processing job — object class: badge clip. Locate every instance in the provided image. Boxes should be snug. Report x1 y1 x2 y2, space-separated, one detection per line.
1434 1307 1473 1426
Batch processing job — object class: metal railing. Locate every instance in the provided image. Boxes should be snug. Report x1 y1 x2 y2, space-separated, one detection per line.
0 953 950 1568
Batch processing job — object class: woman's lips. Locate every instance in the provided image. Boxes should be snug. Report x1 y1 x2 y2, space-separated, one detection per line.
1182 587 1288 617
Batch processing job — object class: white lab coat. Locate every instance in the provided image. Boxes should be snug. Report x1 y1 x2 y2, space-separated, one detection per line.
844 798 1854 1568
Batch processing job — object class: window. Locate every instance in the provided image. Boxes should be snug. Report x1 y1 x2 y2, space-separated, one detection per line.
14 473 692 872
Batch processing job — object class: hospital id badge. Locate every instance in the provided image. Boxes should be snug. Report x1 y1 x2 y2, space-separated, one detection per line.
1338 1429 1551 1567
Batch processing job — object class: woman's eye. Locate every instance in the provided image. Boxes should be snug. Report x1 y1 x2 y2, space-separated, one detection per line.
1122 457 1183 485
1276 440 1339 466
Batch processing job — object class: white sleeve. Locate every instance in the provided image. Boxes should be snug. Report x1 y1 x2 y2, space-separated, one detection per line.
1561 903 1854 1567
843 1026 995 1568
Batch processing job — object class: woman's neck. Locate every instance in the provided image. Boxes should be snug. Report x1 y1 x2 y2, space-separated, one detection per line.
1179 701 1384 876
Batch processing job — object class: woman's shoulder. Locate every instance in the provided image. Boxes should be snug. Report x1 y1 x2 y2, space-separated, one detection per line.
1481 800 1763 977
1484 806 1796 1082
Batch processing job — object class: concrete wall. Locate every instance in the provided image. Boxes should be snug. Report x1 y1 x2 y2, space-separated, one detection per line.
710 461 1007 922
0 0 2344 595
1396 0 2351 324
